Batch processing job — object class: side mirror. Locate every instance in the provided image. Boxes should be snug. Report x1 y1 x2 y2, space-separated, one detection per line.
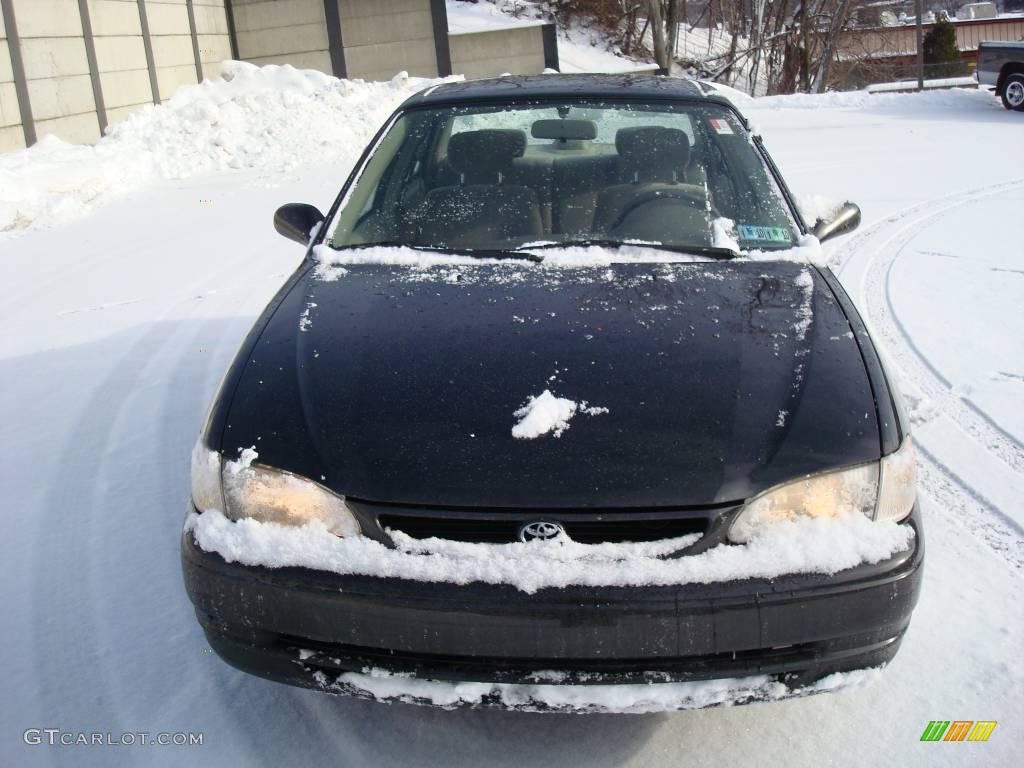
812 202 861 243
274 203 325 246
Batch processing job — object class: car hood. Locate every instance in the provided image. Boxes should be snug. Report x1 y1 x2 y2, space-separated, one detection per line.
220 259 880 508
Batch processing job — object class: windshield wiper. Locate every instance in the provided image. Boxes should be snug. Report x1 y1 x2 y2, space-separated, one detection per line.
331 242 543 263
517 239 739 260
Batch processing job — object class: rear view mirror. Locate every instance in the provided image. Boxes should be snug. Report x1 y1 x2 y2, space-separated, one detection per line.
274 203 325 246
812 202 861 243
531 119 597 141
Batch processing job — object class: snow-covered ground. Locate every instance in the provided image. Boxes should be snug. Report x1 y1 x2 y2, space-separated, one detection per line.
446 0 547 34
1 65 1021 766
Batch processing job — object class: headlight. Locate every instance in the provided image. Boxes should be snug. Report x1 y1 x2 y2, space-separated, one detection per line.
191 438 225 513
728 437 917 543
876 436 918 522
221 448 361 537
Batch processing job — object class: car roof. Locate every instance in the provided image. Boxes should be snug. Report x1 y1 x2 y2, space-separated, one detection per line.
400 74 739 112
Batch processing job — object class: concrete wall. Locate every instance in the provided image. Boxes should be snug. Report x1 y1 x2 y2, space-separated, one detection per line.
449 24 547 80
0 0 556 153
231 0 331 72
12 0 101 145
193 0 232 72
1 0 231 150
90 0 154 126
339 0 439 81
147 0 200 101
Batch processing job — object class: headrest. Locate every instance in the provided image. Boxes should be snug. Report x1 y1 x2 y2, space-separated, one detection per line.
614 127 691 183
446 129 527 180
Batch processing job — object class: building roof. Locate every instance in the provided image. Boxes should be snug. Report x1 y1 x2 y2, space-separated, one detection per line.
401 74 733 110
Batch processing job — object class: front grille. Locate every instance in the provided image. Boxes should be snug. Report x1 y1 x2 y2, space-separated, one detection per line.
347 500 733 545
376 513 709 544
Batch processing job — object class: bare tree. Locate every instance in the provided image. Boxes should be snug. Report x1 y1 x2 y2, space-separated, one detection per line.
811 0 852 92
550 0 868 94
648 0 669 70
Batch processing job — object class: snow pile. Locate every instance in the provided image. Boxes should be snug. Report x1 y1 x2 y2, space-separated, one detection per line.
318 665 883 712
511 389 607 439
0 62 450 232
186 507 913 594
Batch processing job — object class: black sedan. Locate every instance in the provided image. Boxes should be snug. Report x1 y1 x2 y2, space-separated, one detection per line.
182 75 922 710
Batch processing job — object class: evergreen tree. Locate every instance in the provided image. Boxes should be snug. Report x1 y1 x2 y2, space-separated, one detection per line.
922 16 960 79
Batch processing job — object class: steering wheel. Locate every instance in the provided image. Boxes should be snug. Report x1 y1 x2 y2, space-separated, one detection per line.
609 188 713 232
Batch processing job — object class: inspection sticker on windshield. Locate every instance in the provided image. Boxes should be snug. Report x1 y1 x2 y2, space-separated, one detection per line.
738 225 790 243
709 118 734 134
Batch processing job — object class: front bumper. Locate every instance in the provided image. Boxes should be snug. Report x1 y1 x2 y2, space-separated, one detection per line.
182 506 923 700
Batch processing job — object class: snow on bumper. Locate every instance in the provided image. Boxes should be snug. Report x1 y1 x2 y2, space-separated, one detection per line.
314 666 886 714
182 508 923 702
184 507 914 593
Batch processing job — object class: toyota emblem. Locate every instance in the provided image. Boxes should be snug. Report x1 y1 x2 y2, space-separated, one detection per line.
518 521 566 542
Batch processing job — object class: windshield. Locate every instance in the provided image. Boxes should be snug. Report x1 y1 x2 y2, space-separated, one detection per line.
327 100 798 254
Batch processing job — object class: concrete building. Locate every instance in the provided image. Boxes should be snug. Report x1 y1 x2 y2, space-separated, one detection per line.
0 0 558 152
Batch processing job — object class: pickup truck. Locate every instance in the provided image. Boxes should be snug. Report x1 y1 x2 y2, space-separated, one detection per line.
975 41 1024 111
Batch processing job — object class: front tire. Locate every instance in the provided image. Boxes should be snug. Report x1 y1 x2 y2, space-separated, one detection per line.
1000 73 1024 111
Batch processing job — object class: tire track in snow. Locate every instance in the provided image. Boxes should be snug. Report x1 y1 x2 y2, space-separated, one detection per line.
878 193 1024 467
832 179 1024 568
23 214 295 743
916 445 1024 569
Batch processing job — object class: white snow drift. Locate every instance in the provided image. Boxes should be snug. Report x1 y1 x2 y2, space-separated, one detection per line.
0 61 453 233
186 507 913 594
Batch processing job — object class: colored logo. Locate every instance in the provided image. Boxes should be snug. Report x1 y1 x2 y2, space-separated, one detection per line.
920 721 997 742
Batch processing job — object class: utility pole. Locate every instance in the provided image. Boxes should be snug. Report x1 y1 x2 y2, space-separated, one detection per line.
915 0 924 90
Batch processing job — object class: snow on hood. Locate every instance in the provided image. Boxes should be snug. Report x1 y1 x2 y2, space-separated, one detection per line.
511 390 608 439
185 508 913 594
0 62 456 233
231 257 879 508
313 665 884 713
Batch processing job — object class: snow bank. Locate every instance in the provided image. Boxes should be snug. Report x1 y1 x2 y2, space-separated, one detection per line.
558 23 660 74
186 507 913 594
745 84 993 112
444 0 657 73
511 390 607 439
446 0 545 34
315 665 884 713
0 62 450 233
